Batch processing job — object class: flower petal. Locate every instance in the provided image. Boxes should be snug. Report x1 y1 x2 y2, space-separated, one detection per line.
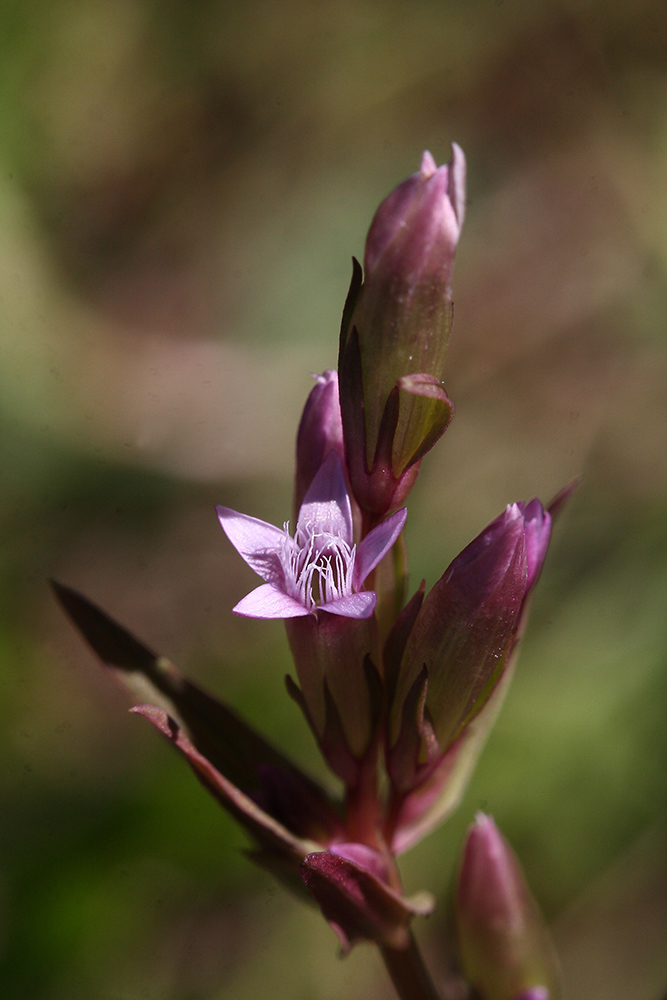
234 583 310 619
318 591 377 619
216 507 286 583
354 507 407 588
298 451 353 543
294 370 345 514
518 499 552 592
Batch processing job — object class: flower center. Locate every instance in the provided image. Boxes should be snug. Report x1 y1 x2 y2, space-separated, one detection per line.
282 520 356 611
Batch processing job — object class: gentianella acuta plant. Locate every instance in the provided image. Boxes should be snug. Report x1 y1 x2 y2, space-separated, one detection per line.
54 146 569 1000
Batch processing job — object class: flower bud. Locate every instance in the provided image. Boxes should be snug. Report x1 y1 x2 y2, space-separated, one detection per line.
455 814 560 1000
385 501 552 852
294 370 345 516
339 146 465 515
390 503 537 755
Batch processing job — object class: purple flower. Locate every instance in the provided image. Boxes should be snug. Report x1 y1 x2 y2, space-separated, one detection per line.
217 451 406 620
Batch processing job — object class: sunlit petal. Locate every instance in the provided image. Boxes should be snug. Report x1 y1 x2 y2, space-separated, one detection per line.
216 507 286 584
298 451 353 543
354 507 407 588
318 591 377 619
234 583 311 619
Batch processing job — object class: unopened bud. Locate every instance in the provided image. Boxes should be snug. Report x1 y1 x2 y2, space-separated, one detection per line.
339 146 465 515
456 814 560 1000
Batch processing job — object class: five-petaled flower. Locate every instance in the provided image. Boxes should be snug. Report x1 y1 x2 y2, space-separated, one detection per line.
217 452 407 620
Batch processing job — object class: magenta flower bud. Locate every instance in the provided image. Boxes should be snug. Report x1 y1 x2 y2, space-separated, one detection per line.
294 370 345 515
339 146 465 515
385 500 553 849
456 814 560 1000
391 503 544 757
365 148 465 290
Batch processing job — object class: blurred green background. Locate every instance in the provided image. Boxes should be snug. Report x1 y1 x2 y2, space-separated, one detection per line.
1 0 666 997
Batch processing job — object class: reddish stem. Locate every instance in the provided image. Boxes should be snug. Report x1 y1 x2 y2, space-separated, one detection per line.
380 930 443 1000
344 743 382 847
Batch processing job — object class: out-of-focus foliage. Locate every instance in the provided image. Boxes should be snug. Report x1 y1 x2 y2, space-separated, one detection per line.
1 1 665 998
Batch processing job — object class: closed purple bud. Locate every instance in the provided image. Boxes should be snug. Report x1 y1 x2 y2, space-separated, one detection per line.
456 814 560 1000
391 505 527 755
339 146 465 515
364 148 465 290
390 499 552 758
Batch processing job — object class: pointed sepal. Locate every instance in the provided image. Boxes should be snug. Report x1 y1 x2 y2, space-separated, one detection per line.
389 666 515 854
133 706 318 895
300 846 434 954
52 581 342 843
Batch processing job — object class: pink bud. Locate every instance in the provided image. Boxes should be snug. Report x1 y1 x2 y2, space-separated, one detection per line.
339 146 465 516
456 814 560 1000
294 370 345 515
364 145 465 291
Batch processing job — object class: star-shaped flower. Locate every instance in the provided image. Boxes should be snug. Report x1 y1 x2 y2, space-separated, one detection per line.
216 452 407 620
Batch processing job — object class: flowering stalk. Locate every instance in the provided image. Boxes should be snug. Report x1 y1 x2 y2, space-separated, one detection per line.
380 931 444 1000
54 148 569 1000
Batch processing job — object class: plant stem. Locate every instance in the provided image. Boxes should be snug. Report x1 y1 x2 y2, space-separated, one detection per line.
380 930 442 1000
345 743 382 847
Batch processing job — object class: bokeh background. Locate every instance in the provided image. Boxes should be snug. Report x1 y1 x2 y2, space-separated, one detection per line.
2 0 666 997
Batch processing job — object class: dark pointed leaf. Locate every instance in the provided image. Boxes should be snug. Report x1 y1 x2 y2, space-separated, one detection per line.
386 665 434 794
53 581 341 840
133 705 313 869
383 581 425 704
